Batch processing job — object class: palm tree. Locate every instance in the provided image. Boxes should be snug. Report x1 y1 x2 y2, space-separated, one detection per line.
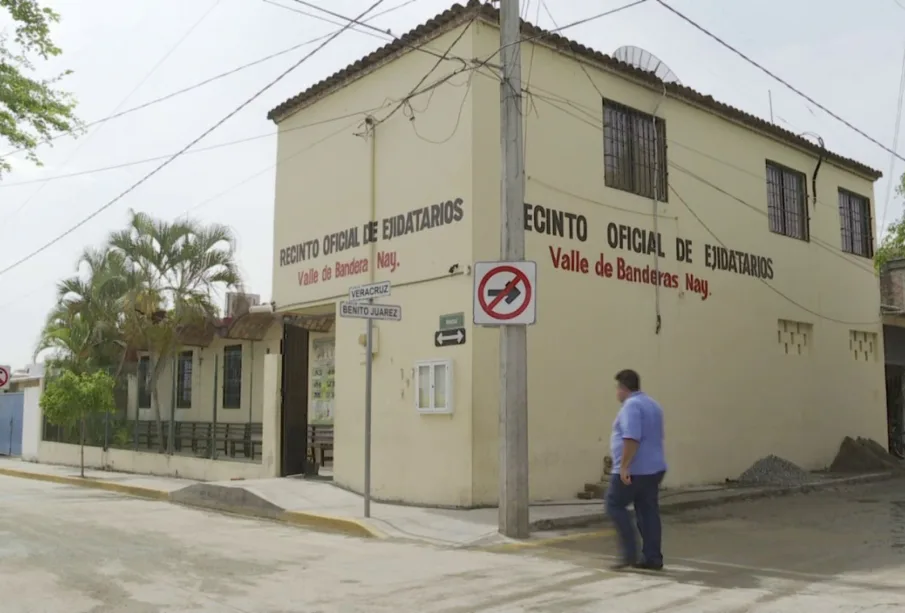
108 211 242 451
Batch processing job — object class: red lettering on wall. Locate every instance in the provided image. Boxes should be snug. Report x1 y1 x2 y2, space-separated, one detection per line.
545 244 711 300
297 268 319 286
335 257 369 278
549 246 589 274
377 250 399 272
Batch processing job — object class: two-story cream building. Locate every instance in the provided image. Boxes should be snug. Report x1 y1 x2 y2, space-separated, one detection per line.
267 0 886 507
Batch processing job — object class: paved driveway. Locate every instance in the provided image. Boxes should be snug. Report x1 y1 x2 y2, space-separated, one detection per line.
1 474 904 611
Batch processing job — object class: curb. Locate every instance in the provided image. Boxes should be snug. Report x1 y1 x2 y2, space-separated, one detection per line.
0 467 168 501
0 467 384 540
529 471 898 531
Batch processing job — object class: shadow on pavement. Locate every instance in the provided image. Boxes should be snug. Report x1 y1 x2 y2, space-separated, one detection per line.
497 479 905 606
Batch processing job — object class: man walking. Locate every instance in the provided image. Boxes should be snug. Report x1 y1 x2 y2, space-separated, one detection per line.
606 369 667 570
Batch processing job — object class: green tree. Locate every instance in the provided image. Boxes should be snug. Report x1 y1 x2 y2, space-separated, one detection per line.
0 0 79 176
876 172 905 270
40 370 116 477
108 211 241 451
35 248 138 374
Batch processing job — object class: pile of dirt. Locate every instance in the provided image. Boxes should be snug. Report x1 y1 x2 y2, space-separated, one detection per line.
829 437 905 473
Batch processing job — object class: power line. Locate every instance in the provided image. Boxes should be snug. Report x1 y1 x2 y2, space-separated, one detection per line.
0 105 393 188
655 0 904 165
485 0 649 67
180 118 362 218
261 0 410 42
0 0 389 281
880 40 905 234
668 183 878 325
522 83 875 235
281 0 485 67
376 14 476 127
505 79 878 276
0 0 419 163
0 0 223 232
1 50 479 313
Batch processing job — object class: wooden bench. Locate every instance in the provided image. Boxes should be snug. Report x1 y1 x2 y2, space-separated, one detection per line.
307 424 334 467
175 421 211 455
135 420 157 449
245 423 263 459
222 422 263 459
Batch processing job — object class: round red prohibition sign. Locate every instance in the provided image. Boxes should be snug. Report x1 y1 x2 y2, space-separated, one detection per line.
477 265 532 321
0 368 8 388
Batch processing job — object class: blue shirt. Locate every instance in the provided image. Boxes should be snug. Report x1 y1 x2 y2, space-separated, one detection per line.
610 391 667 475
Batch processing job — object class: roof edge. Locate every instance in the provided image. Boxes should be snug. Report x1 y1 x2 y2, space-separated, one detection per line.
267 0 882 181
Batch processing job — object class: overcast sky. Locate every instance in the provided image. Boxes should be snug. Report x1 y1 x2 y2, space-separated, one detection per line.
1 0 904 368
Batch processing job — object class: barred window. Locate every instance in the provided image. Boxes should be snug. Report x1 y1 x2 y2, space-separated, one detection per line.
838 189 873 258
223 344 242 409
137 355 151 409
766 162 809 241
176 350 193 409
603 99 668 201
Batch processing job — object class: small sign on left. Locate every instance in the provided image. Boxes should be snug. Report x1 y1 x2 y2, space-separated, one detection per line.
0 365 11 391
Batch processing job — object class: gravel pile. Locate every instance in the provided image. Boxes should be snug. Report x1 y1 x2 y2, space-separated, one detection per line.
737 455 815 486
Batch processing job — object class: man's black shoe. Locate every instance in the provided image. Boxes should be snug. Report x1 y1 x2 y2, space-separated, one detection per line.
609 562 633 571
633 561 664 571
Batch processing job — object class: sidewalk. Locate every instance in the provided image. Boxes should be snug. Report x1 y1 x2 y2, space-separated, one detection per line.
0 457 896 548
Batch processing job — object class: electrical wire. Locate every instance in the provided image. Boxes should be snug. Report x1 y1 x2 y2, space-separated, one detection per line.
0 105 396 188
520 83 881 271
280 0 484 67
880 40 905 235
375 14 476 127
0 0 389 281
261 0 411 43
518 75 883 319
0 0 223 232
179 119 362 218
408 72 473 144
0 0 419 162
668 183 879 326
654 0 905 165
0 58 481 312
483 0 650 69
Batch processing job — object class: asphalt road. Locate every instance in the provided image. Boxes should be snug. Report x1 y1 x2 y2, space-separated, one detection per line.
2 475 904 612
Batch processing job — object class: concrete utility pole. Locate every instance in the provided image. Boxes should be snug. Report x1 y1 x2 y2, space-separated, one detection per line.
498 0 530 539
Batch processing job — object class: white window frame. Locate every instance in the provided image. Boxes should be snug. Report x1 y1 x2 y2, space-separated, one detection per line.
414 359 453 415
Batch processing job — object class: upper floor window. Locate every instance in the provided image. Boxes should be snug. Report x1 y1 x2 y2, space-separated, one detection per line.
176 350 193 409
603 99 668 201
838 189 873 258
223 345 242 409
137 355 151 409
766 161 809 241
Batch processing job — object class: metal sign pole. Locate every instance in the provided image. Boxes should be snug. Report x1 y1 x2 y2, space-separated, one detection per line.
364 298 374 518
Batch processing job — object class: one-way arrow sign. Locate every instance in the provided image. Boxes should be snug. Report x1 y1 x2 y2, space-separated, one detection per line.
434 327 466 347
488 284 521 304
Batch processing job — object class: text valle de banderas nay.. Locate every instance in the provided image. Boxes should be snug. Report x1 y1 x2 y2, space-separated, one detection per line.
524 203 774 301
278 198 465 286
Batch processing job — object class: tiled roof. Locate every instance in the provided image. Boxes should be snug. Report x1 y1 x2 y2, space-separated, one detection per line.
267 0 882 180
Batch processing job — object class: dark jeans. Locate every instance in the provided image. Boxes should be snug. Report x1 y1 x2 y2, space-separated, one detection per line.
605 470 665 565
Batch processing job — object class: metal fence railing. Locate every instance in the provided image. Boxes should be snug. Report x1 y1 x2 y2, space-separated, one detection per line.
42 413 263 463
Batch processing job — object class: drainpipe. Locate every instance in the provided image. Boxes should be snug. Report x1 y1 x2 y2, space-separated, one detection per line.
650 85 668 335
248 340 255 426
367 115 377 283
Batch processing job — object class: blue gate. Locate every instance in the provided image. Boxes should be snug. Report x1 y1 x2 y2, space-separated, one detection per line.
0 392 24 456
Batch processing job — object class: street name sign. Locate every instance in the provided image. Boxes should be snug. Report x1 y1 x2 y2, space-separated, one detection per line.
348 280 391 302
339 301 402 321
